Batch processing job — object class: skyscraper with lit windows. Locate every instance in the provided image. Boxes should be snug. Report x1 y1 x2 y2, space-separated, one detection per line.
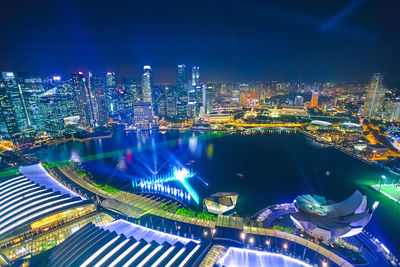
310 91 319 108
192 66 199 86
0 72 31 148
105 72 118 119
72 72 93 128
141 66 152 104
363 73 386 119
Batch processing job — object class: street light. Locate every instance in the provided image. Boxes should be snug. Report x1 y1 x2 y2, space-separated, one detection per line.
322 261 328 267
240 232 246 240
379 175 387 191
240 232 246 246
249 237 254 245
283 243 288 253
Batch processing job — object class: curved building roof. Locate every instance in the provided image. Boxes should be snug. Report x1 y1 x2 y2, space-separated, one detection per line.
310 120 332 127
291 191 377 240
50 221 210 267
341 122 361 128
0 164 90 238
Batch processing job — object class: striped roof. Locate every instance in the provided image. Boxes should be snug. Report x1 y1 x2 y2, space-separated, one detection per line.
0 164 90 238
50 222 210 267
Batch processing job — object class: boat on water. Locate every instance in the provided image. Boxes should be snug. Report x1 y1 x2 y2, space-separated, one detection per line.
236 173 244 179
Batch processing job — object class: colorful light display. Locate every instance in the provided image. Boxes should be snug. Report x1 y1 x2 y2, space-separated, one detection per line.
132 167 199 204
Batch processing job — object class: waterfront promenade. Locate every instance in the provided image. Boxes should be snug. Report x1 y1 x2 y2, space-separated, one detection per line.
52 164 354 267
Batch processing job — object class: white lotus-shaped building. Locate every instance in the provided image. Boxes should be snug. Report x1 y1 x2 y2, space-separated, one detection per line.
291 191 378 240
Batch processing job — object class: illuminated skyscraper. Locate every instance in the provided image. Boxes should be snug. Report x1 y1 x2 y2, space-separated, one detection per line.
72 72 93 128
0 72 31 147
89 73 109 126
106 72 118 119
141 66 152 104
165 87 177 118
192 66 199 86
205 84 214 115
120 80 137 122
310 91 319 108
363 73 386 119
295 95 304 106
177 64 186 87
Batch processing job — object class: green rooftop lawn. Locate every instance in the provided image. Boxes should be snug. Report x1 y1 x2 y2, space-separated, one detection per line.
372 184 400 202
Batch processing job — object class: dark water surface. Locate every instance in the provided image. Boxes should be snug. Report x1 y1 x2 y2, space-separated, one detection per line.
35 130 400 254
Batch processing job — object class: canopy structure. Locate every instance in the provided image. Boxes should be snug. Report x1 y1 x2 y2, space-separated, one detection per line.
204 192 238 215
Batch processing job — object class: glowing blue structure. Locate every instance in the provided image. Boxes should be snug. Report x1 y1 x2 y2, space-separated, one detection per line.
132 167 199 204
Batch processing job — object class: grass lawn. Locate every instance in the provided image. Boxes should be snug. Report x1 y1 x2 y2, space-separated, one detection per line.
372 184 400 203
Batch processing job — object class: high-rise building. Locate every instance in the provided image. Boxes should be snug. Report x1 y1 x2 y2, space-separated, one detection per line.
310 91 319 108
192 66 199 86
17 74 45 131
72 72 93 128
177 65 186 87
119 80 137 122
205 84 214 115
363 73 386 119
106 72 118 119
295 95 304 106
89 73 109 126
57 78 78 119
141 66 152 104
165 87 176 118
0 72 31 148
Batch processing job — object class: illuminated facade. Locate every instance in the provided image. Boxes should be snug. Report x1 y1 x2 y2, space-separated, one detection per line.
49 220 206 266
141 66 152 104
192 66 199 86
72 72 93 128
204 192 238 215
363 73 385 119
310 91 319 108
291 191 378 241
0 164 112 262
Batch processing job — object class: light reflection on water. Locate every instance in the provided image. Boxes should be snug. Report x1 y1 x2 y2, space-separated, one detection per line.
34 130 400 253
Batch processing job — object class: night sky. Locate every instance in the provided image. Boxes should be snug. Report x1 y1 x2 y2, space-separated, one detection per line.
1 0 399 83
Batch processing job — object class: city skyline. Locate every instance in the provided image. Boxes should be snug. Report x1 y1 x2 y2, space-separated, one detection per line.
1 0 400 84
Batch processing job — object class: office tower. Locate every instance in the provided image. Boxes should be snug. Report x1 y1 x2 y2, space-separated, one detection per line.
89 73 109 126
141 66 152 104
72 72 93 128
119 81 137 122
57 78 79 119
0 72 31 131
192 66 199 86
205 84 214 115
231 84 240 104
38 90 64 136
177 65 186 87
106 72 118 119
0 72 30 148
17 73 46 131
157 89 167 119
175 65 188 120
124 80 139 103
187 86 197 118
389 101 400 122
363 73 386 119
295 95 304 106
310 91 319 108
165 87 176 118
